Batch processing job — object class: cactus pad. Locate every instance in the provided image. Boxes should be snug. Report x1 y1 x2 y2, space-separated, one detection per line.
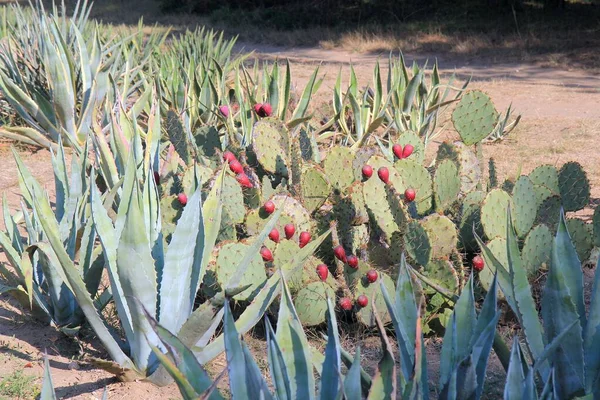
458 190 485 252
433 159 461 213
397 132 425 164
452 90 498 145
193 126 222 161
295 282 335 326
404 220 432 266
420 259 459 295
421 214 457 259
481 189 514 239
437 142 482 193
214 241 267 301
565 218 593 262
322 146 355 192
529 165 559 195
558 161 590 212
245 194 313 238
352 146 379 181
300 165 331 213
394 159 433 215
512 176 538 238
533 184 554 209
535 195 562 233
354 271 395 327
166 109 191 164
220 174 246 224
478 237 507 298
522 224 552 275
252 117 290 176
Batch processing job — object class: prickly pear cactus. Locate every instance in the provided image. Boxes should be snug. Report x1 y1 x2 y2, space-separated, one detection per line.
394 159 432 215
533 184 554 210
353 268 395 327
458 190 485 252
420 259 459 295
272 240 336 290
512 176 538 238
166 109 192 164
323 146 355 192
437 142 482 193
295 282 336 326
521 224 552 274
421 214 457 259
481 189 513 239
252 118 290 176
565 218 593 261
404 220 432 266
535 195 562 233
193 126 222 161
396 132 425 164
558 161 590 212
213 241 267 301
452 90 498 145
352 146 379 181
245 194 313 239
529 165 559 195
221 174 246 224
161 194 184 241
433 159 461 213
334 182 369 226
300 165 330 213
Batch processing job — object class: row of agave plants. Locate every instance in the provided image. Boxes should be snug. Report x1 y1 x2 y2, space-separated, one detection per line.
0 1 598 399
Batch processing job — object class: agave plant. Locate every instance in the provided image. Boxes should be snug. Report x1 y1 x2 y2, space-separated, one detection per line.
478 209 600 398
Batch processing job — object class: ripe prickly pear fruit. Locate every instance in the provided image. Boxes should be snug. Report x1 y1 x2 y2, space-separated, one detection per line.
260 246 273 262
236 173 252 188
378 167 390 184
347 255 358 269
261 103 273 117
404 188 416 202
333 246 346 262
263 200 275 215
299 231 311 248
362 164 373 179
392 144 403 159
229 160 244 174
402 144 414 158
356 295 368 308
366 269 378 283
268 228 280 243
316 264 328 281
177 193 187 206
472 255 485 271
223 151 236 163
153 171 160 185
284 224 295 240
339 297 352 311
219 105 229 118
254 103 263 114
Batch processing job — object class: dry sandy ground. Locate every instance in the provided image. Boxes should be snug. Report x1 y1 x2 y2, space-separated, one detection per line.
0 45 598 399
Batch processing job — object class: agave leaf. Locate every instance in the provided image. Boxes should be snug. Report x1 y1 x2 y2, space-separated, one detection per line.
367 303 396 400
290 66 320 122
320 297 342 400
41 353 57 400
339 345 372 393
276 275 315 400
199 167 225 289
504 338 526 400
584 258 600 393
266 318 292 400
343 347 362 400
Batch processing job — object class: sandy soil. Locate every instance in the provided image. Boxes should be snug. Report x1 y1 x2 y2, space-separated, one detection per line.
0 43 598 399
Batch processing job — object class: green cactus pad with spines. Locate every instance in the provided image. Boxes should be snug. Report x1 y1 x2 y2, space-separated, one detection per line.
343 259 370 288
352 146 379 181
421 214 457 259
300 165 331 213
458 190 485 252
261 175 276 203
565 218 593 262
273 240 333 290
362 155 407 240
354 271 395 327
323 146 356 192
214 241 267 301
193 126 222 162
512 175 538 238
394 159 433 215
252 117 290 176
593 207 600 247
245 194 313 239
529 165 559 195
387 231 405 266
160 194 183 241
478 237 507 298
452 90 498 145
294 282 336 326
220 174 246 224
433 159 461 213
481 189 514 239
420 259 459 295
437 142 482 194
397 132 425 164
341 182 369 226
181 166 212 197
338 224 370 256
533 184 554 209
404 221 432 266
166 109 191 164
217 213 238 242
522 224 552 275
535 195 562 233
450 249 466 289
558 161 590 212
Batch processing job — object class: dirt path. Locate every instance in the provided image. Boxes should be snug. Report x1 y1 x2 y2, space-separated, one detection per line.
0 44 598 398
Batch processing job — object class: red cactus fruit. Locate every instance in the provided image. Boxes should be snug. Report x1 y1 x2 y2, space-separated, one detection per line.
263 200 276 215
268 228 280 243
223 151 236 163
153 171 160 185
366 269 378 283
261 103 273 117
392 144 403 159
402 144 414 158
260 246 273 262
473 255 485 272
362 164 373 179
284 224 295 240
333 246 347 262
378 167 390 184
236 173 252 188
356 295 368 308
219 105 229 118
177 193 187 206
339 297 352 311
404 188 416 202
347 255 359 269
299 231 311 248
229 160 244 174
316 264 328 281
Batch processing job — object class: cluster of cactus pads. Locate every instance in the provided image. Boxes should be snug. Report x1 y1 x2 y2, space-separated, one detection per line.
151 88 596 331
